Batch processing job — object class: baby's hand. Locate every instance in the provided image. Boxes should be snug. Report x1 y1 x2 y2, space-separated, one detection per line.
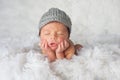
40 39 56 62
40 39 53 53
56 40 69 54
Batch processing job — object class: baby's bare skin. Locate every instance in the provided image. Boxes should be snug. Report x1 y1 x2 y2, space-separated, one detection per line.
40 39 71 61
39 22 82 62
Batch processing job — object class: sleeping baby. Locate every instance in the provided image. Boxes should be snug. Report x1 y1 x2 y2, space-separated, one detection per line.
38 8 83 62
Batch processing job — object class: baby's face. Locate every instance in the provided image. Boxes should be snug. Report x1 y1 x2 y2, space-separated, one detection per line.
40 22 69 50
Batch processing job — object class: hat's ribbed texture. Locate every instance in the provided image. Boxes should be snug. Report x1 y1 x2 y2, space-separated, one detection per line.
39 8 72 33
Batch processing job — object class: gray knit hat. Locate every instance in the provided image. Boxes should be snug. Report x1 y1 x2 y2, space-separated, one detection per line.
39 8 72 33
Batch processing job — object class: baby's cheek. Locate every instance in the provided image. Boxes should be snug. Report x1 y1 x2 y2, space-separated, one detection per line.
40 38 48 44
40 36 48 41
57 37 66 43
40 38 45 42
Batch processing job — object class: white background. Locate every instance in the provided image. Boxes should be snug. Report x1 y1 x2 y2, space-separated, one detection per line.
0 0 120 41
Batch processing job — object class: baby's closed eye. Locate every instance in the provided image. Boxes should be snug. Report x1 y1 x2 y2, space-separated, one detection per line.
44 31 50 35
57 32 64 35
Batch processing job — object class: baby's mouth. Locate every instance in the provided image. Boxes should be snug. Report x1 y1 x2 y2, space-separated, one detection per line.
49 43 57 47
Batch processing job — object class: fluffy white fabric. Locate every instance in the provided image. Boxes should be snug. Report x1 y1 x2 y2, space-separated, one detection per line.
0 0 120 80
0 34 120 80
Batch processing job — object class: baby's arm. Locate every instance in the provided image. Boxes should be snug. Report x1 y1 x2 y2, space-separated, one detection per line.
40 40 56 62
65 40 83 59
64 40 75 59
55 40 69 59
44 51 56 62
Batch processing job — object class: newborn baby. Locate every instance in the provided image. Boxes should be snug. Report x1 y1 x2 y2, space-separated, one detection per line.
38 8 82 62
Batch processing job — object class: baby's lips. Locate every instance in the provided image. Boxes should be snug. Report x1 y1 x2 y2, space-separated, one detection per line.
49 42 58 47
50 42 56 45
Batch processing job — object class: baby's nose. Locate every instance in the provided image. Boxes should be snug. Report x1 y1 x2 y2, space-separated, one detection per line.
50 34 56 39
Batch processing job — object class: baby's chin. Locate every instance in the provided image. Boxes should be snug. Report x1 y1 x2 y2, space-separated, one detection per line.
50 47 57 51
48 42 58 50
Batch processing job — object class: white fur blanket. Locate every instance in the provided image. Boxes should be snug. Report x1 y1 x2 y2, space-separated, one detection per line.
0 34 120 80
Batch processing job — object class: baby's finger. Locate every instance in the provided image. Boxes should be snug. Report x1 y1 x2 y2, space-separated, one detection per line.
41 40 46 49
64 40 69 47
57 43 60 49
60 41 64 49
38 42 41 46
56 44 62 53
44 41 48 49
41 39 46 44
66 39 69 43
